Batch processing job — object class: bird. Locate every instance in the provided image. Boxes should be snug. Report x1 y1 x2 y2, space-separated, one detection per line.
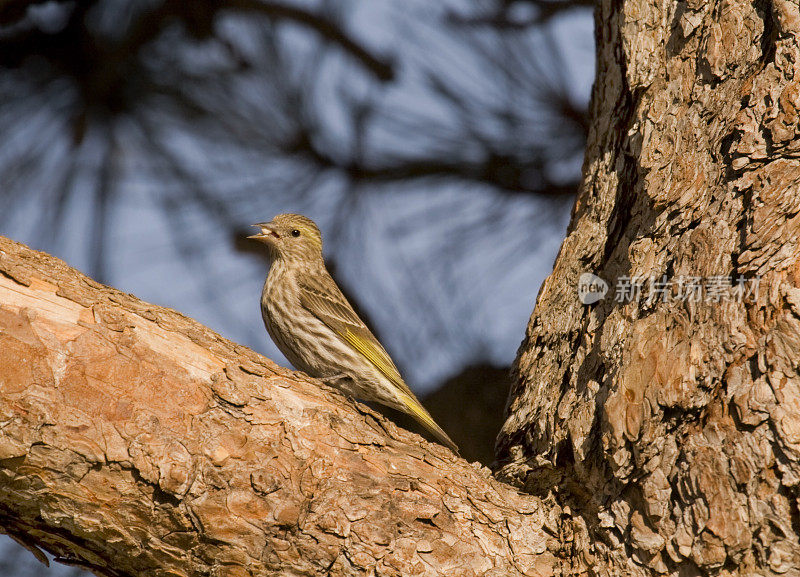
249 213 459 453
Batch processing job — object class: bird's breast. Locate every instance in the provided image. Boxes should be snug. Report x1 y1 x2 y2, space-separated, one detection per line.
261 267 331 376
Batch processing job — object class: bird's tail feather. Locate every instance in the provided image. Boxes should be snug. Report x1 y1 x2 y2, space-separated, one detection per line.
396 391 460 455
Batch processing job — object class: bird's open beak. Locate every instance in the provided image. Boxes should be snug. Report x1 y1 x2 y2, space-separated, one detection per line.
248 222 279 241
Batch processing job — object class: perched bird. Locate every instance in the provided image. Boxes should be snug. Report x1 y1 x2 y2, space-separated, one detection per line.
249 214 459 453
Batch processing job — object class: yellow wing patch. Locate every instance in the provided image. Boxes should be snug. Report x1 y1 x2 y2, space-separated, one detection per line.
343 329 457 451
297 275 459 452
343 328 408 393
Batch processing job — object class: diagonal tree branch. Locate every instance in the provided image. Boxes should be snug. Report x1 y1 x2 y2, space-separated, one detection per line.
0 235 568 576
225 0 395 82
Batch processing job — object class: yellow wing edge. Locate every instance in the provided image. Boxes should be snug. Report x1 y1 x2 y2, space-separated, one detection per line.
343 328 407 391
342 329 459 453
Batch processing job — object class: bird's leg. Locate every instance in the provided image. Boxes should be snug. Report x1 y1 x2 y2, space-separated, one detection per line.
319 374 361 407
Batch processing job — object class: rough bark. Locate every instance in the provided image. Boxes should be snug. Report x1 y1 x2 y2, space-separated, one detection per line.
497 1 800 576
0 237 560 577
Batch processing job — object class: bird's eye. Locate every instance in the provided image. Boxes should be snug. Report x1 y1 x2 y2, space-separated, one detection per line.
291 229 301 237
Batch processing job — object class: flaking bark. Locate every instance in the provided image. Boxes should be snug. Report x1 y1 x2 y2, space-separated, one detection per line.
497 1 800 575
0 236 561 577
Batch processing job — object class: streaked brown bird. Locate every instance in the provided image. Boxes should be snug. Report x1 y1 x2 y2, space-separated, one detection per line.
249 214 459 453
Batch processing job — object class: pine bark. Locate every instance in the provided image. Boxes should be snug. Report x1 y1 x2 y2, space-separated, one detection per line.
496 1 800 575
0 236 563 576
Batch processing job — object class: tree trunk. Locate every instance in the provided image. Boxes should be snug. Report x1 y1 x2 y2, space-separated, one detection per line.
496 0 800 575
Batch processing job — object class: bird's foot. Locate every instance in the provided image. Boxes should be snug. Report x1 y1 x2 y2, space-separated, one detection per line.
319 373 350 386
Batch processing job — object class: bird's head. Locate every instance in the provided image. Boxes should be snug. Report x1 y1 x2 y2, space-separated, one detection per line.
248 213 324 262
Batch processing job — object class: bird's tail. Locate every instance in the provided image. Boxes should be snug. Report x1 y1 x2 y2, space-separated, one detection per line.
396 391 460 455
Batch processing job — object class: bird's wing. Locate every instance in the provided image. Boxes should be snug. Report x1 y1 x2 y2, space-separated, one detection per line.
298 272 460 454
297 273 414 398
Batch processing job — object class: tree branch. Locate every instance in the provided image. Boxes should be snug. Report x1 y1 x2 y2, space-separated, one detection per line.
0 235 566 576
0 0 394 84
446 0 594 28
225 0 395 82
